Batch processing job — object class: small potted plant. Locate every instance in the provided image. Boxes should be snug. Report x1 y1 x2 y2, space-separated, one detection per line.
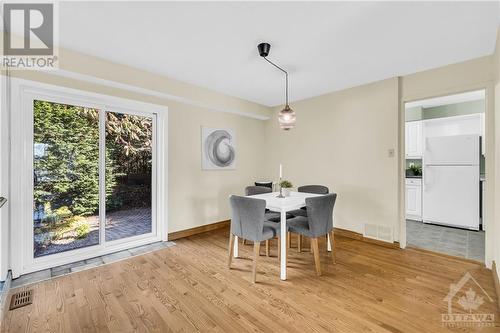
406 163 422 177
280 180 293 197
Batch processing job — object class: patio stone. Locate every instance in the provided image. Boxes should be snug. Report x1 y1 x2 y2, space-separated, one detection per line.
51 267 70 277
52 260 86 271
36 208 152 257
71 261 103 272
86 257 104 265
12 269 51 287
102 250 132 264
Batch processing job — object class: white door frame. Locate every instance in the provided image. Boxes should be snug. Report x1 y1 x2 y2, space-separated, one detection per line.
10 78 168 277
399 87 490 266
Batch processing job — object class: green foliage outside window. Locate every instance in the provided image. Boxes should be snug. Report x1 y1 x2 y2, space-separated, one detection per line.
33 100 152 219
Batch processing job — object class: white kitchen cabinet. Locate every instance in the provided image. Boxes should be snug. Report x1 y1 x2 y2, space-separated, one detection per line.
406 178 422 220
405 121 423 158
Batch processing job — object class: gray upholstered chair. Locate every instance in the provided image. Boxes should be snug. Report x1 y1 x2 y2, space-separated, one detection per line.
244 185 291 253
288 185 330 251
245 186 272 196
287 193 337 276
289 185 329 218
228 195 281 282
245 186 293 222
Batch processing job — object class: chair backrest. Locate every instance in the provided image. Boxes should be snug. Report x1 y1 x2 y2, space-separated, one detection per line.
245 185 272 196
255 181 273 189
230 195 266 242
298 185 329 195
305 193 337 237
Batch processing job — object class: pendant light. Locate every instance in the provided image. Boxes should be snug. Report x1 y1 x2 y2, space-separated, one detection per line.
258 42 296 130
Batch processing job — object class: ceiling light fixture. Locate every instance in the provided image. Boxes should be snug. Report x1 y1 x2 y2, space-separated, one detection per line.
258 42 296 130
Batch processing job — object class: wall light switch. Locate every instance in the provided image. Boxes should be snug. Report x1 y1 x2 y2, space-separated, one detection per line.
388 148 395 158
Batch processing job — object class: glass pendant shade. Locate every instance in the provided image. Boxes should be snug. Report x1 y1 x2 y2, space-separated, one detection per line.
278 105 296 130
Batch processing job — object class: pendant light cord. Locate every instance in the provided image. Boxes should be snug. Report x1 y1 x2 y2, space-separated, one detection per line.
263 57 289 106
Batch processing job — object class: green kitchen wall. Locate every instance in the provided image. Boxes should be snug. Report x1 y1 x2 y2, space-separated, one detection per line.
405 100 484 122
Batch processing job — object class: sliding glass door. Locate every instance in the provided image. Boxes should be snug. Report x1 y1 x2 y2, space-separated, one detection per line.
105 111 154 242
33 100 101 257
13 83 165 275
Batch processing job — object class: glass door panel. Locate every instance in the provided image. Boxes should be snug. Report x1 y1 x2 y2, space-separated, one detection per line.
105 111 153 241
33 100 100 257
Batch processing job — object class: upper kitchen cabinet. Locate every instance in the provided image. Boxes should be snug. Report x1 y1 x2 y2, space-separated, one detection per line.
405 121 423 158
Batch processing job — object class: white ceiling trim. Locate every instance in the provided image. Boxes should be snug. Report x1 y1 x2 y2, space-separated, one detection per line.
405 90 485 109
35 69 270 121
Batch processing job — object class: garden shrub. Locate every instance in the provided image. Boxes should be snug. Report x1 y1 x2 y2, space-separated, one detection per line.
74 221 90 239
54 206 72 219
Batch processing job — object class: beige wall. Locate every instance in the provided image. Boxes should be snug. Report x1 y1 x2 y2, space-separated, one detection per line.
264 78 400 236
493 29 500 276
401 55 496 267
5 49 271 237
263 55 496 262
168 101 266 232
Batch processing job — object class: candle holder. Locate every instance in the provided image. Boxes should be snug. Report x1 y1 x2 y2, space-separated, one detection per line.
276 177 285 198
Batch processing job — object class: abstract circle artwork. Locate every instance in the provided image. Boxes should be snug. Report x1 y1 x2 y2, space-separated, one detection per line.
202 127 236 169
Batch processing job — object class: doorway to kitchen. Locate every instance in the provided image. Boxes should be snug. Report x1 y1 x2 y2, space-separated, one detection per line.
404 90 486 262
10 79 167 277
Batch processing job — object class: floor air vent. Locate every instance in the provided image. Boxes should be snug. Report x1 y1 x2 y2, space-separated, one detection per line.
9 289 33 310
363 224 394 243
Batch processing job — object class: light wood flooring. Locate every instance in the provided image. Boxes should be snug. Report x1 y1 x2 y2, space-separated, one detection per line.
2 227 499 332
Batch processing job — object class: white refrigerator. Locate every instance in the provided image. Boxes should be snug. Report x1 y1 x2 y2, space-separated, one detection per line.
423 134 480 230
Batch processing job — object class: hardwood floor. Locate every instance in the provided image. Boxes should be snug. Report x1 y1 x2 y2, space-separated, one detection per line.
3 227 499 332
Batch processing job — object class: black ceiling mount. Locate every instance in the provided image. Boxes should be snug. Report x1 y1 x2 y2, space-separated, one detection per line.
258 42 271 57
257 42 289 106
257 42 295 130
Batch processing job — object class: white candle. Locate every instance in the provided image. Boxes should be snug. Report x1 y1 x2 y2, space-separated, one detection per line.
279 164 282 178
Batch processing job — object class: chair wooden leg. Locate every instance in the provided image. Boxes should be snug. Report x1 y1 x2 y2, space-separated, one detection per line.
265 240 270 257
297 234 302 253
278 237 281 261
287 232 291 248
329 230 336 264
228 233 235 268
252 242 260 283
311 237 321 276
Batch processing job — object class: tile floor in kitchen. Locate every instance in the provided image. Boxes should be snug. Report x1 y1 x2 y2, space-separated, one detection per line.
406 220 485 262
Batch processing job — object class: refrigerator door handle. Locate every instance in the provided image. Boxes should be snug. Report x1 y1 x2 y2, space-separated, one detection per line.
424 168 432 191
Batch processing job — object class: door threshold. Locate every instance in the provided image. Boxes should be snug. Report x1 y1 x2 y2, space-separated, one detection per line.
406 245 484 265
11 241 175 289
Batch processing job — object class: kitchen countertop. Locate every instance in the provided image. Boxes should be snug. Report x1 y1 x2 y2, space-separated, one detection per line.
406 175 485 181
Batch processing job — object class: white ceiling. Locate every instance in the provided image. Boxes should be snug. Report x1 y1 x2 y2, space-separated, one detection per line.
59 2 499 107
